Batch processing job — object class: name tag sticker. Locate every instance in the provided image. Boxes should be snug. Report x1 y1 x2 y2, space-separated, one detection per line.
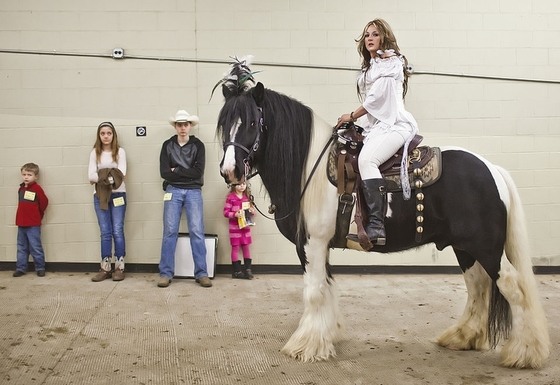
164 193 172 201
24 191 36 201
113 196 125 207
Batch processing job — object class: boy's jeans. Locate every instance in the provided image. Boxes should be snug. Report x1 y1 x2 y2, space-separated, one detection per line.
93 192 127 258
16 226 46 272
159 186 207 279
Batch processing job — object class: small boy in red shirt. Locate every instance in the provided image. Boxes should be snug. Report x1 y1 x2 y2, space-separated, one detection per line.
14 163 49 277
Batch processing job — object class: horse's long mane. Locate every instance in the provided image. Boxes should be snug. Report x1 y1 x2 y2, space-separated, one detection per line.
256 87 313 240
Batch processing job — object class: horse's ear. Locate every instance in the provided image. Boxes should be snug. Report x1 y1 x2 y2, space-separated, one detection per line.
222 84 236 100
253 82 265 106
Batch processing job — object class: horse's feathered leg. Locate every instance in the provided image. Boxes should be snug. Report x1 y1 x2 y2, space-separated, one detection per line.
281 237 343 361
437 260 490 351
494 166 550 369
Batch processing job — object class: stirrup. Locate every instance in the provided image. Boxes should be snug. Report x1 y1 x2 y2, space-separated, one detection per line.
346 233 385 245
374 237 386 246
346 233 359 242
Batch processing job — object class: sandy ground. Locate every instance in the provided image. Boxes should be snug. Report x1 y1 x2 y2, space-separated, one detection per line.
0 271 558 385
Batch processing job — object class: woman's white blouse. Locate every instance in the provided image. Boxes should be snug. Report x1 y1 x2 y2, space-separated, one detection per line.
357 55 418 199
357 55 418 134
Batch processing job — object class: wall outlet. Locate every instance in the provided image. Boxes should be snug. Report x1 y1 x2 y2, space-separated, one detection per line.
112 47 124 59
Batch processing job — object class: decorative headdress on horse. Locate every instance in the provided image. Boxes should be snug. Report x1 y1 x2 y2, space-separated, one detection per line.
210 55 261 100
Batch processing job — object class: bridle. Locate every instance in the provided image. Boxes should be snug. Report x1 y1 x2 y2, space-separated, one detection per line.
222 107 264 179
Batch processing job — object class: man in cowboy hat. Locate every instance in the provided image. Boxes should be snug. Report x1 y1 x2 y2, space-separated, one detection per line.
157 110 212 288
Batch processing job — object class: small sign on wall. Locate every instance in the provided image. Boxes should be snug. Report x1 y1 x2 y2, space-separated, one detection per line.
136 126 146 136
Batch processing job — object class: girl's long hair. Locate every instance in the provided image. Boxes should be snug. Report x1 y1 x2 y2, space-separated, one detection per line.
93 122 120 163
355 18 409 98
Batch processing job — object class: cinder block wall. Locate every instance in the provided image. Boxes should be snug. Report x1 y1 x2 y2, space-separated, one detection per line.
1 1 559 268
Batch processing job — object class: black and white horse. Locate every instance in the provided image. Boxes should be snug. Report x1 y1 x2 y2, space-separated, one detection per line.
216 58 550 368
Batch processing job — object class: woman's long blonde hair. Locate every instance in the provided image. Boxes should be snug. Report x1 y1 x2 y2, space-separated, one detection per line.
93 121 120 163
355 18 409 98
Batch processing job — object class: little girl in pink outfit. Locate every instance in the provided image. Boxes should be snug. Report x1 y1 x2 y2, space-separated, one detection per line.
223 182 255 279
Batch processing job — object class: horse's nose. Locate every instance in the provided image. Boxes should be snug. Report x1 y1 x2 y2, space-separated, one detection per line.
220 170 231 184
220 165 238 184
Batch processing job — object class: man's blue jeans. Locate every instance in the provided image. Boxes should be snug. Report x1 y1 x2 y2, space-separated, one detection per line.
16 226 46 272
159 186 207 279
93 192 127 258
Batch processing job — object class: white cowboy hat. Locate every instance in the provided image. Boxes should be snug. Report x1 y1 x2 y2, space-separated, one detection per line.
168 110 199 127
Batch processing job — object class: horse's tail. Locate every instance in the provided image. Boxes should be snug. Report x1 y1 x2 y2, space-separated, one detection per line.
487 166 532 347
496 166 532 274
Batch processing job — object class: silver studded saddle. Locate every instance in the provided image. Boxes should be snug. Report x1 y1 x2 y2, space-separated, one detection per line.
327 123 442 249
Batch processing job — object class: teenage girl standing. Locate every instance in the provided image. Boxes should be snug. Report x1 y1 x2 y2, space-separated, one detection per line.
88 122 127 282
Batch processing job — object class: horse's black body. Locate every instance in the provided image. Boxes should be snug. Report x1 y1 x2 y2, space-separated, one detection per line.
216 58 549 368
382 150 507 278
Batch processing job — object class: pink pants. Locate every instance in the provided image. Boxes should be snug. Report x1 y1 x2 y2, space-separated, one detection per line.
231 244 251 262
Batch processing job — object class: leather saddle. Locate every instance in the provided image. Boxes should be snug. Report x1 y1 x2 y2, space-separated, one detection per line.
327 123 442 250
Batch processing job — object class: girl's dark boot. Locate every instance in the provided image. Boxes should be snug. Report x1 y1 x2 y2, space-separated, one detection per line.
232 260 246 279
244 258 254 280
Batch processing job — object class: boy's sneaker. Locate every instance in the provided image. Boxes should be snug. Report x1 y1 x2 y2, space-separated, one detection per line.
13 271 25 277
37 270 46 277
157 277 171 287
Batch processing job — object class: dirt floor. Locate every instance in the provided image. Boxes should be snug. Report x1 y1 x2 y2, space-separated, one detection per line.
0 271 558 385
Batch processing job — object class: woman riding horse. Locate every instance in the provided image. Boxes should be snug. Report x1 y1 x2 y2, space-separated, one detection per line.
336 19 418 246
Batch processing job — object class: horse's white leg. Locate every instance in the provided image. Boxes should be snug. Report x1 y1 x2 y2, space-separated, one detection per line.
281 158 342 362
438 261 490 350
281 236 343 362
496 255 550 368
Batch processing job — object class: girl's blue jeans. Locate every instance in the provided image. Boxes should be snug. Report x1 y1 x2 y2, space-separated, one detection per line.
93 192 127 259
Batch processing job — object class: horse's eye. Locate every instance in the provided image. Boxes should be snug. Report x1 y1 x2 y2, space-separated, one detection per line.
250 121 255 127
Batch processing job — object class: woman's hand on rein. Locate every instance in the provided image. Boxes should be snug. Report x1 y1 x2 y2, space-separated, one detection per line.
335 113 352 128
